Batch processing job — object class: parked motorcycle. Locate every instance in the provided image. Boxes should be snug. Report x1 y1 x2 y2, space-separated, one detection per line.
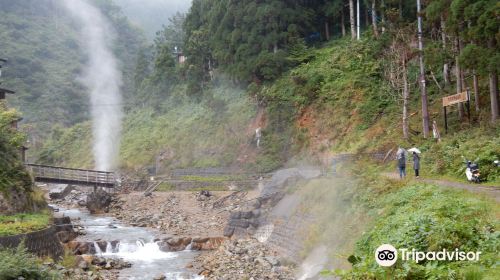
465 160 481 183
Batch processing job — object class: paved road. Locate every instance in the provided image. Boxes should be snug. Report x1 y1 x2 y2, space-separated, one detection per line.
383 173 500 203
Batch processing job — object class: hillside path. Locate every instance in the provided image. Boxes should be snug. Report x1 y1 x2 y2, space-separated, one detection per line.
383 173 500 203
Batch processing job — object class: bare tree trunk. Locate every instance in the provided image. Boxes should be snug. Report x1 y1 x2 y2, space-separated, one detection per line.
441 15 449 86
489 71 499 121
417 0 430 138
403 59 410 139
341 9 346 37
325 21 330 41
365 4 370 27
357 0 361 40
399 0 403 19
455 38 464 119
381 0 386 33
488 39 498 122
372 0 379 38
349 0 356 39
473 70 480 111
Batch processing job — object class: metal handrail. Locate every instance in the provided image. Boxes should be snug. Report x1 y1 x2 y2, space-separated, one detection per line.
25 163 115 187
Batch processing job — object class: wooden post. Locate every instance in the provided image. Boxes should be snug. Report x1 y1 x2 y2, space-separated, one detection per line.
443 106 448 134
466 88 471 124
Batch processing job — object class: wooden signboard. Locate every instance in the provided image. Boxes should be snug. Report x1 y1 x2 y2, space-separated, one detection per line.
442 91 469 107
442 90 471 134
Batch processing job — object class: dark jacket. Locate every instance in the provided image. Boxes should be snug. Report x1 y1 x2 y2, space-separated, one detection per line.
397 154 406 167
413 153 420 170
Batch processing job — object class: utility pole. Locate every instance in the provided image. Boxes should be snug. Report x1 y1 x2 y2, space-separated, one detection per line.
416 0 430 138
357 0 361 40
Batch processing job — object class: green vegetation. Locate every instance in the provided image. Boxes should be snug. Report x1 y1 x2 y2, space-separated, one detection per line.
155 182 228 192
422 127 500 184
0 0 144 134
0 212 50 236
37 83 257 170
59 249 78 269
0 244 59 279
341 183 499 279
187 186 228 192
0 105 31 193
155 182 176 192
1 105 47 214
304 163 500 279
180 175 246 182
259 37 396 153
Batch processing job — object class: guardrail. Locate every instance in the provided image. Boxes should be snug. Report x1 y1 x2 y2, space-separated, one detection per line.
25 163 115 188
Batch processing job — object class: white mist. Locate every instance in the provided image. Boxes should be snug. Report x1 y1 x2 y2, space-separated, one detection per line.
62 0 123 171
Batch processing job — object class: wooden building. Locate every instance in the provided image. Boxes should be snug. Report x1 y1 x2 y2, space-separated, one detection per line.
0 87 15 100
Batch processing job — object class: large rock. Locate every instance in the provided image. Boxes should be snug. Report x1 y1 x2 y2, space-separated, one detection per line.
48 184 75 200
86 189 113 214
158 236 225 252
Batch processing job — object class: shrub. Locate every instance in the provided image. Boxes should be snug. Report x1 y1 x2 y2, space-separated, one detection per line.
340 184 499 279
0 243 59 279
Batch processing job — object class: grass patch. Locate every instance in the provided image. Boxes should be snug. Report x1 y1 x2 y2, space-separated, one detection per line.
188 186 228 192
336 181 499 279
0 243 59 279
0 212 51 236
155 182 176 192
180 175 247 182
59 249 78 269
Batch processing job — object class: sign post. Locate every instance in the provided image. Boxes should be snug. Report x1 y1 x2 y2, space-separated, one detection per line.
442 91 470 133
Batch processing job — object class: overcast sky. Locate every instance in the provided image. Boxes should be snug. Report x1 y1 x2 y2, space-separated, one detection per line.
115 0 192 40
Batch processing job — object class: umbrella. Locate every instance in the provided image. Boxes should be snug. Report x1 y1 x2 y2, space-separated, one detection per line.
408 147 421 154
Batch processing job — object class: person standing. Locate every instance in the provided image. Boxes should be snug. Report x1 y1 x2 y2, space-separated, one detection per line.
413 152 420 178
396 147 407 179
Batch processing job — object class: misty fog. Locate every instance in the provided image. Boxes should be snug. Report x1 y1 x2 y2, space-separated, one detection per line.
115 0 192 40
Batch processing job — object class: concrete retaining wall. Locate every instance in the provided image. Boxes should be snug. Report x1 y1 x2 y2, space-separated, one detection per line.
0 225 64 259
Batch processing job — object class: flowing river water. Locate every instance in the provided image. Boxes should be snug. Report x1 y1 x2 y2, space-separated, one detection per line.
56 206 202 280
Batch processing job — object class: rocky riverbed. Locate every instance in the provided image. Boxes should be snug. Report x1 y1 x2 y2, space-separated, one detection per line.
108 191 253 236
46 185 298 279
194 238 295 280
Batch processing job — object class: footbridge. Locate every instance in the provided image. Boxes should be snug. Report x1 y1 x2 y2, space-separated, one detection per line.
25 164 116 188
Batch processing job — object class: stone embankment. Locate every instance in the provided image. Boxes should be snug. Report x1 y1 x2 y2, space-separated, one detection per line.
0 225 64 259
223 168 321 263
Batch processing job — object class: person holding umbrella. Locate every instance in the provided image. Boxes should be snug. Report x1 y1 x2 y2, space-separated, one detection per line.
408 147 421 178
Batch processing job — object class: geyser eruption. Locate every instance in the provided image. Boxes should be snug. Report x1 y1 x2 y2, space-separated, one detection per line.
63 0 122 171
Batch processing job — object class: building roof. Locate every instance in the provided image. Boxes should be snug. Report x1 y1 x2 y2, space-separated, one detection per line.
0 87 15 94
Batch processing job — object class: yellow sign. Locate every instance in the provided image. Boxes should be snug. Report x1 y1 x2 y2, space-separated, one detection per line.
442 91 469 107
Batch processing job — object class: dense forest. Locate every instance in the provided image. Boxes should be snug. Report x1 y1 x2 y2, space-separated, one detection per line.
15 0 494 180
0 0 144 146
180 0 498 121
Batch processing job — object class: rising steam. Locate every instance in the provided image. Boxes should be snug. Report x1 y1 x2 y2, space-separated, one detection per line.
62 0 122 171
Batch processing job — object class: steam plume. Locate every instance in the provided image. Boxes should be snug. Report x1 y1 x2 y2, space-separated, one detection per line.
62 0 122 171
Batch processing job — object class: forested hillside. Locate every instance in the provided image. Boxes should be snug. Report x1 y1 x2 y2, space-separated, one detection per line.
3 0 493 180
0 0 144 143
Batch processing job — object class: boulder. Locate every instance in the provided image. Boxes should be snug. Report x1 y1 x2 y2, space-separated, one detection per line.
153 274 166 280
86 189 113 214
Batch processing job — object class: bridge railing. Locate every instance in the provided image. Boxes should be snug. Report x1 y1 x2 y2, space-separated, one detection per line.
25 164 115 187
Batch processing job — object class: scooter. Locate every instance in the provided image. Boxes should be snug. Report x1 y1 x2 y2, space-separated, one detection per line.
465 161 481 183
